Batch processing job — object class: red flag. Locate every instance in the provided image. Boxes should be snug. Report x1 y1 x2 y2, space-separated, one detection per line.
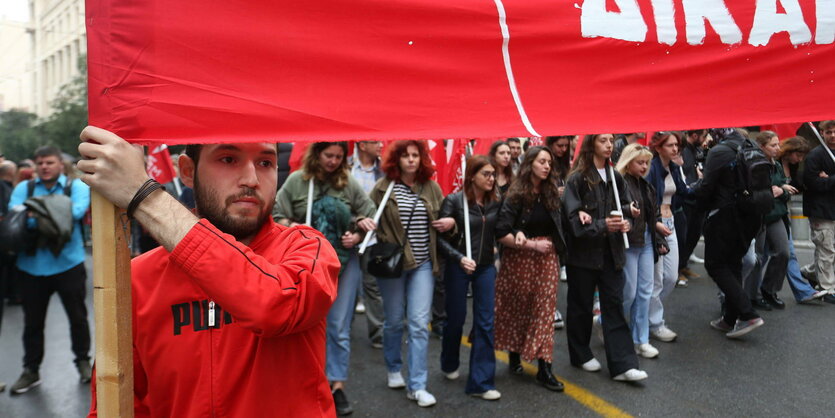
288 142 309 171
146 145 176 184
437 139 468 195
760 123 803 140
472 138 502 156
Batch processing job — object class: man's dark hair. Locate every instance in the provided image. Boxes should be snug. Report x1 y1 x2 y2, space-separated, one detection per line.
184 144 203 167
506 137 521 145
819 120 835 132
33 145 62 160
686 129 708 138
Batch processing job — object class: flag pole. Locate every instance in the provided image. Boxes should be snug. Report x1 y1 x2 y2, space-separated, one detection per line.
305 178 314 225
608 162 630 249
461 154 472 261
92 193 134 417
359 181 395 255
807 122 835 164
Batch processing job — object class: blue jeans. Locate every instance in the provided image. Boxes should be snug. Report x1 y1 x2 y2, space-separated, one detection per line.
650 217 677 331
623 228 655 345
440 262 496 394
785 232 818 302
377 261 434 392
326 252 362 382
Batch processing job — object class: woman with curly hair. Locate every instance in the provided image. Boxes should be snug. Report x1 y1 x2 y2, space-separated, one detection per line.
563 134 647 382
488 141 514 196
369 140 446 408
494 146 567 392
273 141 377 415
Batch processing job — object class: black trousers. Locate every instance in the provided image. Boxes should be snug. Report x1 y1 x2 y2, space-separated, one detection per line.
680 203 705 270
703 207 761 325
566 252 638 377
20 263 91 371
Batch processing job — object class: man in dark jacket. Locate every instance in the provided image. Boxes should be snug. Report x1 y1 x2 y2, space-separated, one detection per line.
679 130 707 276
802 120 835 303
695 128 764 338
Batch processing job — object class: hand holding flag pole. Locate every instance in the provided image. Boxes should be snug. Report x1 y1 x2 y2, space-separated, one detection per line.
608 161 630 249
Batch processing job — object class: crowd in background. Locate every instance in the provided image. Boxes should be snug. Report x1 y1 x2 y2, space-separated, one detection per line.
1 122 834 414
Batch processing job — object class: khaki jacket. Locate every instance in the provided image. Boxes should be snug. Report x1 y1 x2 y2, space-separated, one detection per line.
370 177 443 276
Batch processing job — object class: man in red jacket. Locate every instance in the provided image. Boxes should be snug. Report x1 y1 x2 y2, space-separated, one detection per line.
78 126 340 417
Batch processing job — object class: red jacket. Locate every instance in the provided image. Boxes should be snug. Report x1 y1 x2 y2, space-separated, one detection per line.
89 219 340 417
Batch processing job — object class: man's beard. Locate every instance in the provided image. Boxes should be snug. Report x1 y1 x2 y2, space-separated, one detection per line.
193 174 274 241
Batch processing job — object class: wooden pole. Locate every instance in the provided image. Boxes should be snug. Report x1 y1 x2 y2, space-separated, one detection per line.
92 192 134 417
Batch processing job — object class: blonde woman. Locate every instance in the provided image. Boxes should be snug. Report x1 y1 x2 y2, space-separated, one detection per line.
616 144 669 358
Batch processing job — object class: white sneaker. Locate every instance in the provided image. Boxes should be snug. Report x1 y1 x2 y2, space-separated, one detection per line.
560 266 567 282
355 301 366 314
444 369 459 380
651 325 677 342
581 358 601 372
613 369 648 382
387 371 406 389
407 389 437 407
689 255 704 264
634 343 659 359
471 389 501 401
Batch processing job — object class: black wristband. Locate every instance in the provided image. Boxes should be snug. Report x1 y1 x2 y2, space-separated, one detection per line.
127 179 165 220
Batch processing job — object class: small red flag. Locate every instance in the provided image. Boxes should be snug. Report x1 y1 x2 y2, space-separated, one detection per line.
146 145 177 184
760 123 803 140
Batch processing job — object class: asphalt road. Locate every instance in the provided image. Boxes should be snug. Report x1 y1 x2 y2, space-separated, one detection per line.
1 245 833 417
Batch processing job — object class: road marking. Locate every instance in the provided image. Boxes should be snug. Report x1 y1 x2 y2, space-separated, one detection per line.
461 338 632 418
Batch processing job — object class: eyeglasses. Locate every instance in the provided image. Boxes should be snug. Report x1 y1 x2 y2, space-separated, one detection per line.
479 171 496 178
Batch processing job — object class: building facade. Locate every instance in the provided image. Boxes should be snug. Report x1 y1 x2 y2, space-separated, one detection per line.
31 0 86 116
0 18 34 112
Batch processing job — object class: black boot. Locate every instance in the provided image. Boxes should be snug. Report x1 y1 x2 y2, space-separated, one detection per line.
536 359 564 392
508 352 523 374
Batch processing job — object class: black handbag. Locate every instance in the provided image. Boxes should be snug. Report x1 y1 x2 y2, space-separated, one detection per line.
367 192 418 279
367 242 405 279
0 205 37 254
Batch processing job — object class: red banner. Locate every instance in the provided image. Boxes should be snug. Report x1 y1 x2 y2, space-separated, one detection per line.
86 0 835 145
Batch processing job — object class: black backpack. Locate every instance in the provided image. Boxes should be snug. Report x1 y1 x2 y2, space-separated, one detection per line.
723 138 774 216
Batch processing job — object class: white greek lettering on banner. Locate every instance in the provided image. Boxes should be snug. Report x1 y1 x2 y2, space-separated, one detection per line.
579 0 831 46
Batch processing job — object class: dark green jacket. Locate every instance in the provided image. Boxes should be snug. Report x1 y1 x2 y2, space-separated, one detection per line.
764 160 791 225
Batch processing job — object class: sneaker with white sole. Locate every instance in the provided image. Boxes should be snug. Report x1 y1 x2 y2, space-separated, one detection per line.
800 290 829 304
10 369 41 395
444 369 459 380
581 358 601 372
470 389 501 401
709 318 733 333
726 317 764 339
407 389 437 407
634 343 659 359
651 325 677 342
613 369 648 382
387 371 406 389
355 301 366 314
560 267 567 282
689 255 704 264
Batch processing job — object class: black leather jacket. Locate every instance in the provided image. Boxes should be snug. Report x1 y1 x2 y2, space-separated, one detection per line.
438 192 501 266
562 167 632 270
623 173 667 263
495 193 566 259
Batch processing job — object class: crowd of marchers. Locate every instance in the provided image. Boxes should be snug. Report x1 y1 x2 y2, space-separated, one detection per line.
1 122 834 417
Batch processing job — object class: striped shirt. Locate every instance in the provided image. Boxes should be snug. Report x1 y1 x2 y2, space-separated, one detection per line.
393 183 430 266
